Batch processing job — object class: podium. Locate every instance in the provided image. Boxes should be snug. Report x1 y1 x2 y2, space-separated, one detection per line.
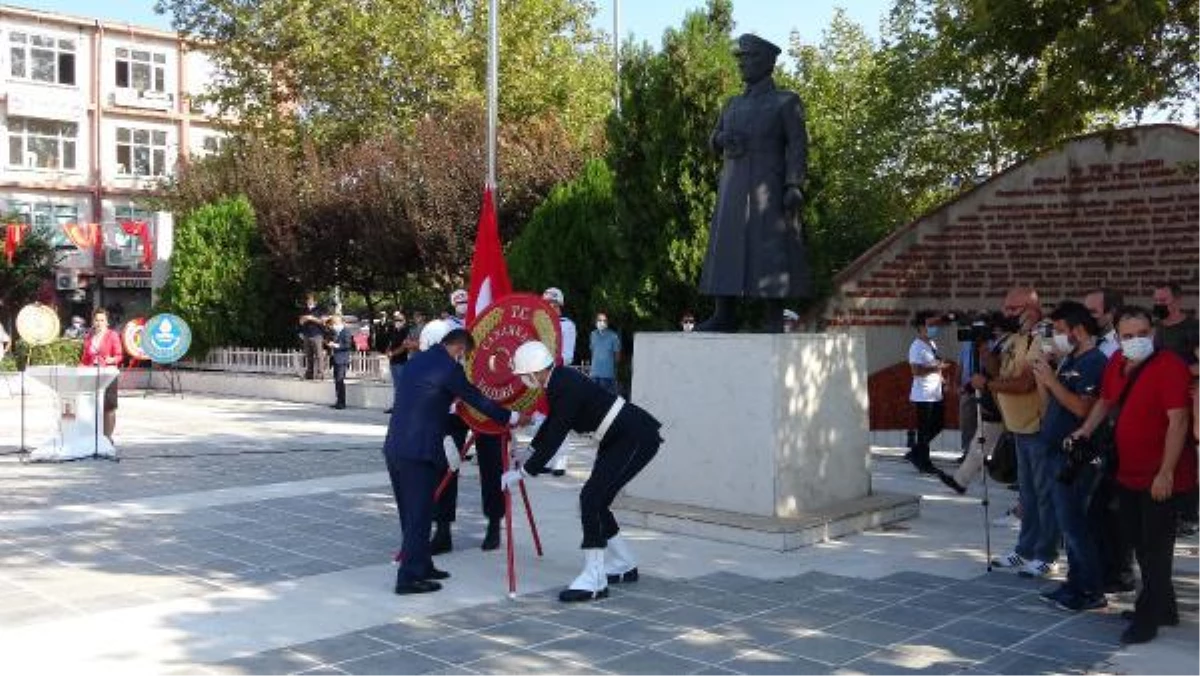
25 365 119 461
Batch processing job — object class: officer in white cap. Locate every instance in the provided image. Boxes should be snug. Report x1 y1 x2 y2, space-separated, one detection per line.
541 287 576 476
447 289 469 330
783 309 799 333
505 340 662 602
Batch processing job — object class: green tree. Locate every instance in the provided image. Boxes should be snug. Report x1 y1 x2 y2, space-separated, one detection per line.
156 195 295 354
0 225 58 326
603 0 739 330
507 158 617 325
914 0 1198 154
155 0 614 149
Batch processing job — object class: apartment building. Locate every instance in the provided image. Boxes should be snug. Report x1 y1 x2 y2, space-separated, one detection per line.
1 3 225 324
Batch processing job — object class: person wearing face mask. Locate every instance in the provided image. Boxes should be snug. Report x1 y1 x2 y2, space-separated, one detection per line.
906 310 947 474
974 286 1059 579
447 289 469 330
298 292 329 380
383 312 415 415
541 287 576 477
680 312 696 332
325 314 353 409
1152 282 1200 538
384 329 523 595
589 312 621 395
1072 306 1197 644
1029 301 1106 612
1083 288 1124 359
505 340 662 602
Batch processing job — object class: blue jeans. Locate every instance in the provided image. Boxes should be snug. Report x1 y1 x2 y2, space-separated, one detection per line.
390 363 404 406
1014 433 1060 563
1046 450 1102 595
592 376 618 395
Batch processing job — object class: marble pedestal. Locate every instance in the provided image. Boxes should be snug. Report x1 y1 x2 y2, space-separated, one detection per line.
617 332 918 550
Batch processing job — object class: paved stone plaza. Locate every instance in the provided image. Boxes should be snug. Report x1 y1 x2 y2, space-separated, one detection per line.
0 381 1196 674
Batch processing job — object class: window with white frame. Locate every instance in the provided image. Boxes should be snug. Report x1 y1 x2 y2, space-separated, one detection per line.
201 134 228 154
7 117 78 170
116 127 169 176
115 47 166 92
9 32 76 85
9 201 78 248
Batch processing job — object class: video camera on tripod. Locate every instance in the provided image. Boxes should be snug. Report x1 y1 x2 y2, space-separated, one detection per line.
942 310 1006 344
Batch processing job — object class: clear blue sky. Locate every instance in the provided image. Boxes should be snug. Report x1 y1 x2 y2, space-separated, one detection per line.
30 0 892 49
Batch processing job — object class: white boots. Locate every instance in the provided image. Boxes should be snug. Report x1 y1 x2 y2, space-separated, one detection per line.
559 549 608 602
604 534 639 583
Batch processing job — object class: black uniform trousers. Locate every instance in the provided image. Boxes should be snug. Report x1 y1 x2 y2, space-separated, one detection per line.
386 453 438 585
433 416 505 524
1118 486 1179 627
910 400 944 467
580 408 661 549
333 363 348 406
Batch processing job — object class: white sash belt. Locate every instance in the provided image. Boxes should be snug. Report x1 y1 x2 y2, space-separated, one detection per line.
595 396 626 442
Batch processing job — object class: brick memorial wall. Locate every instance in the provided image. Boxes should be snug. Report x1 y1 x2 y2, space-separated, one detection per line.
816 125 1199 431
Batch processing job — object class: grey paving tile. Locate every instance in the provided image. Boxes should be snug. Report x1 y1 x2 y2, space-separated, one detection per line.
719 647 831 675
648 603 743 630
938 581 1028 603
653 629 753 664
602 617 689 647
803 592 883 617
480 617 581 648
825 618 924 646
786 571 862 593
908 592 997 616
215 648 320 675
968 604 1067 631
843 581 922 603
862 604 957 631
976 651 1085 675
876 572 955 591
596 648 709 675
739 580 825 604
288 632 394 665
336 648 451 675
536 632 642 664
773 633 877 665
688 591 779 616
705 616 811 648
757 603 847 629
296 668 348 675
600 590 684 615
900 632 1001 663
408 633 513 665
543 606 629 631
430 605 518 632
840 647 959 675
935 616 1037 647
689 571 767 593
691 667 739 675
466 648 601 675
1009 633 1114 665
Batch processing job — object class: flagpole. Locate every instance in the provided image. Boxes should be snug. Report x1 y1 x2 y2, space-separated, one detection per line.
613 0 621 118
487 0 499 190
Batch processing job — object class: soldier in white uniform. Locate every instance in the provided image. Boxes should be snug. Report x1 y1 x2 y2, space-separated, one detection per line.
542 287 576 476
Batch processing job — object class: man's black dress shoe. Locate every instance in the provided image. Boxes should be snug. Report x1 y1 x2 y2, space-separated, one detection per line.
481 520 500 551
395 579 442 595
425 567 450 581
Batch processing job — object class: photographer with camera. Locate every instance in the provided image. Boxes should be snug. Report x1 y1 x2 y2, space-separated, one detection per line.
1029 301 1106 611
939 313 1007 494
1071 306 1196 644
976 287 1059 578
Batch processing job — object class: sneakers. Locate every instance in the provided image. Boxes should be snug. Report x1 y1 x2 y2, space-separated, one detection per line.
1018 559 1055 578
1055 592 1107 612
991 551 1026 569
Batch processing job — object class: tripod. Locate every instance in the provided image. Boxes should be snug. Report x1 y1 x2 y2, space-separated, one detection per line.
974 387 993 573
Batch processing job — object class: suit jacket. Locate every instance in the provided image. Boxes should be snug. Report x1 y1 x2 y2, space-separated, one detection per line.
525 366 661 475
383 344 511 463
329 327 353 366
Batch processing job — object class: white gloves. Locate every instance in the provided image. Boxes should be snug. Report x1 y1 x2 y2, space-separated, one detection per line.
500 468 529 492
443 436 461 472
530 412 547 427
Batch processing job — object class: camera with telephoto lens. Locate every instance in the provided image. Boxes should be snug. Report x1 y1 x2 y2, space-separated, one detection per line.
945 310 1000 344
1057 435 1101 485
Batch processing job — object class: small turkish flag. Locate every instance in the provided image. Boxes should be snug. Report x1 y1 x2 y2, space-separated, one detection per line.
466 186 512 324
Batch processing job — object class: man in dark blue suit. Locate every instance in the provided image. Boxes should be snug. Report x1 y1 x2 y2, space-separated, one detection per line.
384 329 518 595
326 315 353 409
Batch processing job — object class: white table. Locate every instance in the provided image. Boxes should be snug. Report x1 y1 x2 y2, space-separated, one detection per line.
25 365 119 461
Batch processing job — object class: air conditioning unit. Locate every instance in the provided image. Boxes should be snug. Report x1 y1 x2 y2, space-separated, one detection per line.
105 249 139 268
55 270 79 291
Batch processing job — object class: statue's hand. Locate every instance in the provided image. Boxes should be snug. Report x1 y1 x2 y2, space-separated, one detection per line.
783 185 804 211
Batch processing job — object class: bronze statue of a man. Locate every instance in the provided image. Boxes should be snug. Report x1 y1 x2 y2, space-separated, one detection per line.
697 34 811 333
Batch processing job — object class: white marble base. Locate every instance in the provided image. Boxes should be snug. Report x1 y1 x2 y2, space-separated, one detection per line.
626 331 871 519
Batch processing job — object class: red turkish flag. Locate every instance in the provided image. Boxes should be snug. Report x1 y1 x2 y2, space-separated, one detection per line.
4 223 28 264
465 186 512 324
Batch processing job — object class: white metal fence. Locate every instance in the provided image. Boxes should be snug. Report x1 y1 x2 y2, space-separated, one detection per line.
178 347 388 381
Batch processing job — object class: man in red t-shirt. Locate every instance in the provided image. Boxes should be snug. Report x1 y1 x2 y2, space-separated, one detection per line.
1073 307 1196 645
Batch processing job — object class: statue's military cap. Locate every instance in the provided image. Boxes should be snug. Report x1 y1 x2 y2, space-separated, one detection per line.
733 33 781 58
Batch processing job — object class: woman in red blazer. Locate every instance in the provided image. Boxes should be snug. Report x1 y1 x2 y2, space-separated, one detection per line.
80 308 124 441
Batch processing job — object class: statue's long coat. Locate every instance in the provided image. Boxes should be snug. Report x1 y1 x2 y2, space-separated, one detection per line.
699 77 812 299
